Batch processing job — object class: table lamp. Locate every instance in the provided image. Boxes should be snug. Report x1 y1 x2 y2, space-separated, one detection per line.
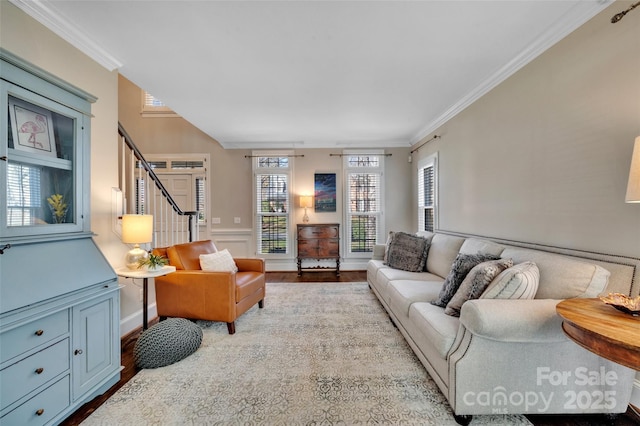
625 136 640 203
122 214 153 269
300 195 313 223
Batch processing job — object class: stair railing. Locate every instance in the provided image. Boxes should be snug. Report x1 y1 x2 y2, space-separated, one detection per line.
118 123 198 247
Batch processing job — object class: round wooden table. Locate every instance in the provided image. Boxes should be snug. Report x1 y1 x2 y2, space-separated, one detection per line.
556 298 640 370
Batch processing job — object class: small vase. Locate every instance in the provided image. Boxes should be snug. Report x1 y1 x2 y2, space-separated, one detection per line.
49 205 68 224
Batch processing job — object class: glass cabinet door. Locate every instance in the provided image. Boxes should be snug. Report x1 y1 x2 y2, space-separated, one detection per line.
2 82 88 238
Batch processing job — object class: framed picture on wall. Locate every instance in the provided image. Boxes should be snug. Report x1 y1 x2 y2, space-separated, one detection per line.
314 172 336 212
9 97 57 158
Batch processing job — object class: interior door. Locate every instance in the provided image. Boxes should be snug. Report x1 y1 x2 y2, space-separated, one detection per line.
153 173 193 243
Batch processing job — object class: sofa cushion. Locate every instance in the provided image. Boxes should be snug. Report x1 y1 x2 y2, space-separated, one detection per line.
385 232 430 272
199 249 238 273
388 280 444 318
481 261 539 300
367 259 388 284
500 247 610 299
444 258 514 317
375 267 442 305
432 253 500 307
425 233 466 278
459 238 505 257
409 302 460 358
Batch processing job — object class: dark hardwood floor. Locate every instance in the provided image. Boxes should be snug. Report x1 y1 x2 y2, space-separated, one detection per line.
61 271 639 425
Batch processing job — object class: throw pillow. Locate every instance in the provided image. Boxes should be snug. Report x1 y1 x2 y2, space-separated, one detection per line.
385 232 430 272
199 249 238 273
383 231 395 263
481 261 540 300
431 253 500 307
444 258 514 317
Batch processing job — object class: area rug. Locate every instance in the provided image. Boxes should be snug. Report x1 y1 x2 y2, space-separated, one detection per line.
83 283 532 425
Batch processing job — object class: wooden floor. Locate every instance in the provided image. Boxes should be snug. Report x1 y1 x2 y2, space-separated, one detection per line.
61 271 639 426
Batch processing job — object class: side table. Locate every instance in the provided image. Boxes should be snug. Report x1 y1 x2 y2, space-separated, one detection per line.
116 265 176 329
556 298 640 370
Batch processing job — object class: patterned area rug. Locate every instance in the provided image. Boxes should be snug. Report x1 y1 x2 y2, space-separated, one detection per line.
83 283 532 425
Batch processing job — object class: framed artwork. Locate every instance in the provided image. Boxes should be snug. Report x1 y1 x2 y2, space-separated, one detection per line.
9 97 57 158
314 173 336 212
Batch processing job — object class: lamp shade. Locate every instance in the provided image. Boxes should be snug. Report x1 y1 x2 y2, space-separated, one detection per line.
626 136 640 203
121 214 153 244
299 195 313 208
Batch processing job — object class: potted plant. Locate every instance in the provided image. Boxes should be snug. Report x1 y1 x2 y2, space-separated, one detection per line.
137 253 169 271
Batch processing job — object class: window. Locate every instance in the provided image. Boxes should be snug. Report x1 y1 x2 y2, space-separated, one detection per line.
254 152 292 255
134 174 146 215
141 91 178 117
418 153 437 232
195 176 205 224
7 163 41 226
344 151 384 256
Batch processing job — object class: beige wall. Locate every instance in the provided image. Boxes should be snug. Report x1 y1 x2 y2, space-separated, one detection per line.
119 75 413 260
411 2 640 258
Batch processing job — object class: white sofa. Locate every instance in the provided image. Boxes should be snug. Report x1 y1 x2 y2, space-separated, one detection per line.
367 231 639 423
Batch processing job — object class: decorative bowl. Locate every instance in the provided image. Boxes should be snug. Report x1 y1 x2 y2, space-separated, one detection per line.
599 293 640 316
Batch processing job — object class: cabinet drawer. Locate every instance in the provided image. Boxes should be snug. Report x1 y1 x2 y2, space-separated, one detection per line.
1 339 70 410
1 310 69 363
318 239 340 257
1 375 69 426
297 240 318 257
298 225 339 239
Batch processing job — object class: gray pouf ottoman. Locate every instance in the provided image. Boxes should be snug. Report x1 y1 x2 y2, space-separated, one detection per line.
134 318 203 369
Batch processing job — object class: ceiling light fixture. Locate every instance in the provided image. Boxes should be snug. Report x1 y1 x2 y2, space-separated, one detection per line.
611 1 640 23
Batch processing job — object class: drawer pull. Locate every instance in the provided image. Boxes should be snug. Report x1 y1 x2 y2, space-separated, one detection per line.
74 349 83 355
36 409 45 416
35 367 44 374
35 329 44 336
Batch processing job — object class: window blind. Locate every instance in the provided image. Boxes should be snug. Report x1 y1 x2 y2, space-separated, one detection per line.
418 161 435 232
7 163 42 226
256 173 289 254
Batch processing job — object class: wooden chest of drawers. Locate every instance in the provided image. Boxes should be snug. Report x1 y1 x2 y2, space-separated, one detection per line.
297 224 340 276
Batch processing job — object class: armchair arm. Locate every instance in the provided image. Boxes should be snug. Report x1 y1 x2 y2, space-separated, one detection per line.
459 298 566 343
154 270 236 321
235 258 265 273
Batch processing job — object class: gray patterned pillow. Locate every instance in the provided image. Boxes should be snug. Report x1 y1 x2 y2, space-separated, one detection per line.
444 258 514 317
431 253 500 307
385 232 430 272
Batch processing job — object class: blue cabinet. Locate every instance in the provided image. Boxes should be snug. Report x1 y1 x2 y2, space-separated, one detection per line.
0 49 120 425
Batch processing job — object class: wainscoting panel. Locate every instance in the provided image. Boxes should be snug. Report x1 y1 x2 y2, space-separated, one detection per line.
209 228 253 257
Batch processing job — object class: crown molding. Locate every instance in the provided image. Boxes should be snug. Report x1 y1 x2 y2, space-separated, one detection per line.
222 138 410 150
9 0 123 71
410 0 613 145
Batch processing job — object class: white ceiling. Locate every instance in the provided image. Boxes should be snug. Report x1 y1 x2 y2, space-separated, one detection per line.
11 0 613 149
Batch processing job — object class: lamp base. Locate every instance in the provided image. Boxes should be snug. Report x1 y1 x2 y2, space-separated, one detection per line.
303 208 309 223
125 245 149 270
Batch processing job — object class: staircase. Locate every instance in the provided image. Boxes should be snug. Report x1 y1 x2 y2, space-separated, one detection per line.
118 123 198 247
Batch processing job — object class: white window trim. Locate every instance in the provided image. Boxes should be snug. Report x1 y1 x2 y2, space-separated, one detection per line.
342 149 385 259
417 152 438 232
252 150 294 259
141 91 179 118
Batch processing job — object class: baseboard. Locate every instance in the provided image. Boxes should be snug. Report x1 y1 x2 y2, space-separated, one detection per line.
120 302 157 337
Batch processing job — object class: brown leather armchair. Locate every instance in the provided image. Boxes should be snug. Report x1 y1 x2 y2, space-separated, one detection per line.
152 240 265 334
